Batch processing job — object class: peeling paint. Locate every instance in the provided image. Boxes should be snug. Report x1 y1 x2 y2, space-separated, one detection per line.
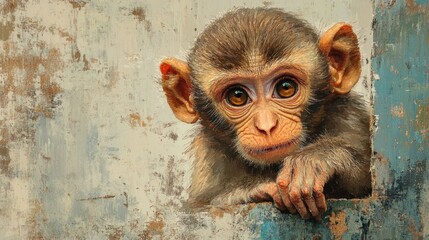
414 98 429 141
140 211 164 240
68 0 89 10
131 7 152 32
128 113 147 128
0 145 11 176
0 19 15 41
0 0 23 15
391 103 405 118
406 0 429 13
0 0 426 239
27 201 46 239
107 226 124 240
329 212 348 240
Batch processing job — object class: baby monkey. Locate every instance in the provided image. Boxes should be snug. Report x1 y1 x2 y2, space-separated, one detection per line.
160 8 371 220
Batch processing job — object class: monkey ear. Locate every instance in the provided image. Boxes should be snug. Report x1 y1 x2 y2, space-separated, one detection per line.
319 23 361 94
160 58 199 124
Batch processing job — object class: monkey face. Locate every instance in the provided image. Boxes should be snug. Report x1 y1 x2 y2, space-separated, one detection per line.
160 8 368 212
208 64 312 165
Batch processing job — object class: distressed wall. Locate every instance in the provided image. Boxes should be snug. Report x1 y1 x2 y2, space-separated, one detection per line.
0 0 427 239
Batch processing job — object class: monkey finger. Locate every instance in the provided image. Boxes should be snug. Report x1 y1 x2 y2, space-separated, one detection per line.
288 163 311 219
301 174 321 219
314 175 330 213
279 190 297 214
272 192 287 212
314 190 327 214
289 187 310 219
303 192 320 219
277 171 296 214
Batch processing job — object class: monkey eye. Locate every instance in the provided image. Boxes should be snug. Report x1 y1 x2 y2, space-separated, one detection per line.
274 77 298 98
225 87 250 107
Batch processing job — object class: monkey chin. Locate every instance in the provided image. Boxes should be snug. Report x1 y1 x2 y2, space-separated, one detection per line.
239 140 299 166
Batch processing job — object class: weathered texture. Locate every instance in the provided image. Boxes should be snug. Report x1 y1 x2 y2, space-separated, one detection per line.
0 0 427 239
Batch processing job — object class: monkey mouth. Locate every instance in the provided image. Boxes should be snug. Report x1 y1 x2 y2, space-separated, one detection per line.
243 138 299 163
250 141 295 154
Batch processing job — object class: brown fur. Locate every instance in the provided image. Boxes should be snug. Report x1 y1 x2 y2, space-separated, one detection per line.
160 8 371 220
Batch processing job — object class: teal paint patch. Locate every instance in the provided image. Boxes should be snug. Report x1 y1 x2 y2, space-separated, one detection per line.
415 0 428 5
246 201 373 239
248 204 330 240
372 0 428 237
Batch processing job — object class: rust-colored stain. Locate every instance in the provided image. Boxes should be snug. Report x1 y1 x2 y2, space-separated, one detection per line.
409 220 423 240
0 20 15 41
140 210 164 239
406 0 429 14
0 145 12 176
107 226 125 240
390 104 404 118
414 99 429 140
128 113 147 128
329 211 348 240
0 128 11 177
27 201 46 239
131 7 152 32
0 43 63 117
68 0 89 10
131 7 146 22
50 26 76 43
0 0 22 15
20 17 46 32
0 40 63 155
208 205 236 218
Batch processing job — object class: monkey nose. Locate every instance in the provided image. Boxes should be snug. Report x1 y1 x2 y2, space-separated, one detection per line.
254 110 278 136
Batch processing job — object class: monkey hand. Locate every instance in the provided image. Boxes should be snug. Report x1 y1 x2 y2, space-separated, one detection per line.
276 155 334 221
248 182 293 210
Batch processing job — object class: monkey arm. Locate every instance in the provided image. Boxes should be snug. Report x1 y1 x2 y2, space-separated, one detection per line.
210 182 277 205
187 131 281 207
276 133 371 220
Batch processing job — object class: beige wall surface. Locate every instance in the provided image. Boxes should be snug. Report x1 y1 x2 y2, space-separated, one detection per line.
0 0 372 238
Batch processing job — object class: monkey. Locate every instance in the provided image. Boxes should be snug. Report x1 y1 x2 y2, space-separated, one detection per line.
159 8 371 221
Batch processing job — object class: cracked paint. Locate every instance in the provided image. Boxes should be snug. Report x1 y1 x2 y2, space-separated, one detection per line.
0 0 427 239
